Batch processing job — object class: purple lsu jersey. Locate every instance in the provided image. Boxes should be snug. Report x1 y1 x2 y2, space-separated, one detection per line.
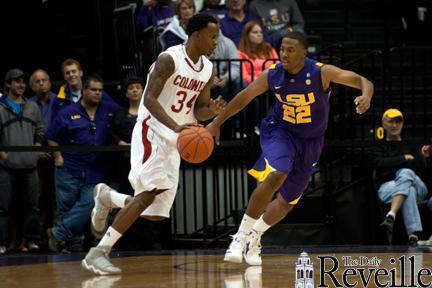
267 58 330 139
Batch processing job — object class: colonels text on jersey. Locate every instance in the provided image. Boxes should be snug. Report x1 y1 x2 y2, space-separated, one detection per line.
138 44 213 145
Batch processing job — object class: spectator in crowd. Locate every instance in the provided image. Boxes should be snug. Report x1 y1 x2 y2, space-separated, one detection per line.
210 32 242 100
220 0 270 47
0 69 44 254
418 144 432 246
249 0 304 47
373 108 429 245
137 0 176 33
111 77 143 195
201 0 227 20
46 75 119 253
29 69 56 136
51 59 115 123
160 0 196 50
238 21 278 83
29 69 57 244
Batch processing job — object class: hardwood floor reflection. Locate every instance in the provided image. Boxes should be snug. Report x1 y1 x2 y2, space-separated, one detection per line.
1 247 431 288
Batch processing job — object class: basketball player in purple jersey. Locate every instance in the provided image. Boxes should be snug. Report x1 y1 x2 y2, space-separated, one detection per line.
207 31 374 265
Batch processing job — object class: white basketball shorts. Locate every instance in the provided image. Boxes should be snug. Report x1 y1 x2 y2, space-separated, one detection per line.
128 116 180 218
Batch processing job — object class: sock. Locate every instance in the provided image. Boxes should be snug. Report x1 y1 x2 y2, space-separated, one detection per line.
238 214 257 234
97 226 122 249
251 215 271 235
110 189 129 208
387 211 396 220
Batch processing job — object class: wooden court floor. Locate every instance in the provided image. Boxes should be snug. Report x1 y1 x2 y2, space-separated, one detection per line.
1 246 431 288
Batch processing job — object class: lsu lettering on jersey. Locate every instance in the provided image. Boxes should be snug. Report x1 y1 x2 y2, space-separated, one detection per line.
138 44 213 145
267 58 330 139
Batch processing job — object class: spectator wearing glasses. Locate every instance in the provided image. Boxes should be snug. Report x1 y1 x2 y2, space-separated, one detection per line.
46 75 119 253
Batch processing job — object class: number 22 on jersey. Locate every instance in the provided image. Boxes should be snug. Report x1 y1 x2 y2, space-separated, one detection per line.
275 92 315 124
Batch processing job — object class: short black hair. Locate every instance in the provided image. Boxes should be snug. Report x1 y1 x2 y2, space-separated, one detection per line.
124 76 144 90
186 13 218 36
281 31 309 49
84 74 104 89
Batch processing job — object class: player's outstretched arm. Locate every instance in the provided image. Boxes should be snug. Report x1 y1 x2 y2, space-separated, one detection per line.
207 69 269 144
194 70 227 122
143 53 185 133
321 64 374 114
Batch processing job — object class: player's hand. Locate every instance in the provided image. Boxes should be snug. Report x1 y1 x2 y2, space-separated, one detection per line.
421 145 431 158
173 123 202 133
404 154 414 161
354 95 371 114
209 95 227 115
206 122 221 145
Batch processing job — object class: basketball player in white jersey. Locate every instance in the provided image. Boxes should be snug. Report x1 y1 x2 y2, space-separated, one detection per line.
81 13 226 275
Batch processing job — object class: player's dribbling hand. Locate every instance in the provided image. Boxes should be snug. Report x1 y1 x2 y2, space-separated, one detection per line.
206 122 220 145
173 123 202 133
354 95 371 114
209 95 227 115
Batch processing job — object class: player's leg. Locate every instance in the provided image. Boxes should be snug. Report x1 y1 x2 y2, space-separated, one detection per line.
91 183 133 237
82 189 159 275
224 171 287 263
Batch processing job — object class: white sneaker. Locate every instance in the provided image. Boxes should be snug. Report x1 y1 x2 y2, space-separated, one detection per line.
224 232 247 263
81 246 122 275
91 183 113 238
244 230 262 266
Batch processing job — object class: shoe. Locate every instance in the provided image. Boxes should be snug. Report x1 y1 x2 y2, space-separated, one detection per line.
224 232 248 263
418 235 432 246
91 183 113 238
408 234 419 246
81 275 122 288
0 245 6 255
244 230 262 266
81 246 122 275
47 228 65 252
21 241 40 252
379 215 394 233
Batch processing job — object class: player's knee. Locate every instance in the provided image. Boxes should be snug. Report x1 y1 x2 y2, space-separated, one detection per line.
134 191 156 209
265 171 287 191
276 194 294 213
142 215 167 221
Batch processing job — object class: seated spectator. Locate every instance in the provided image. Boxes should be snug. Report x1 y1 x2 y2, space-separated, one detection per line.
418 144 432 246
137 0 176 33
210 33 242 100
0 69 43 254
46 75 119 253
160 0 196 50
201 0 227 20
373 109 429 245
51 59 115 123
238 21 278 83
220 0 270 47
249 0 304 47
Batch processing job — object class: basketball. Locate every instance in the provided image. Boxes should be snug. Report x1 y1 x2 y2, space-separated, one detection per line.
177 126 214 164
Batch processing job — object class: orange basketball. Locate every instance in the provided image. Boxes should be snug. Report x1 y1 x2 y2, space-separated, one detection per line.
177 126 214 164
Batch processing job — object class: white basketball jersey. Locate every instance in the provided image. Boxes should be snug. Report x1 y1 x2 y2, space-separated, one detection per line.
138 44 213 145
